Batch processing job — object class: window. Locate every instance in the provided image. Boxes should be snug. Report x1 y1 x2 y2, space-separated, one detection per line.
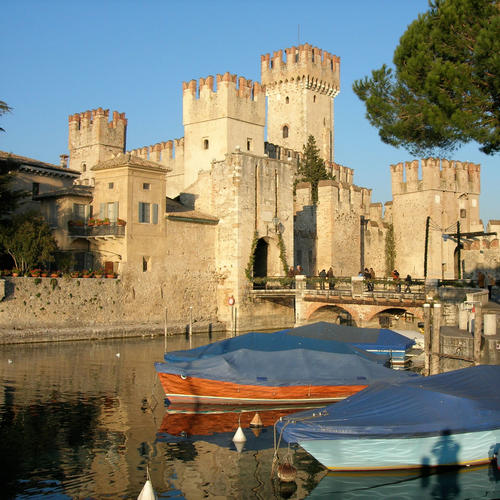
108 182 114 189
142 183 150 190
460 209 467 218
313 95 316 103
32 182 39 198
73 203 86 220
142 256 149 272
203 139 209 150
81 163 87 172
139 202 150 223
285 96 289 104
99 201 119 221
138 202 159 224
282 125 289 139
247 138 252 151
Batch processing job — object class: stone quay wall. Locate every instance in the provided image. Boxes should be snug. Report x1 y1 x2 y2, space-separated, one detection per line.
0 276 225 344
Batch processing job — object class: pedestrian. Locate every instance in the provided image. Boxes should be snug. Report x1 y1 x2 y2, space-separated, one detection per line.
404 274 412 293
487 273 495 300
369 267 376 291
392 269 401 292
327 266 335 290
363 268 373 291
477 271 485 289
319 268 327 289
296 265 303 275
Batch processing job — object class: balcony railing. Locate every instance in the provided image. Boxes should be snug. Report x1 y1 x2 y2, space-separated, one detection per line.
68 223 125 238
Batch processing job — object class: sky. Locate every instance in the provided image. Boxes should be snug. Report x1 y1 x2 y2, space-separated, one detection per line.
1 0 498 222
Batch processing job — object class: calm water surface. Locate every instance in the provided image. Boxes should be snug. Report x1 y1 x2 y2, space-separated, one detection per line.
0 333 499 499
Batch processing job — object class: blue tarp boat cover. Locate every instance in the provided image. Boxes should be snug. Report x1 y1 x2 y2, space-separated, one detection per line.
156 334 419 387
164 330 389 365
282 322 415 352
164 331 390 364
277 365 500 441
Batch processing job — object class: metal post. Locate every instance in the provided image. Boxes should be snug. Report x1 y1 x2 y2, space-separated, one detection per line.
474 304 482 365
189 306 193 338
424 216 430 279
457 221 461 279
431 303 441 375
423 303 431 376
234 307 237 336
164 307 168 352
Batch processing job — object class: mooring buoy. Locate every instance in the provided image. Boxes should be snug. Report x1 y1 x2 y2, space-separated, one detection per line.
249 412 263 428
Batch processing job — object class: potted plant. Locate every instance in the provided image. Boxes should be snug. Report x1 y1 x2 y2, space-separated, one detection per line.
82 269 92 278
102 218 110 226
87 218 96 227
12 268 20 277
117 218 126 226
41 270 49 278
70 270 80 278
94 269 104 278
50 270 60 278
30 269 41 277
106 272 116 279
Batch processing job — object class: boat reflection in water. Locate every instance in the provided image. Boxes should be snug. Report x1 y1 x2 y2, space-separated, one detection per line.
308 464 500 499
156 404 328 498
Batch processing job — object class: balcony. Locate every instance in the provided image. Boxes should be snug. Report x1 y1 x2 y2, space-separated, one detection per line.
68 221 126 240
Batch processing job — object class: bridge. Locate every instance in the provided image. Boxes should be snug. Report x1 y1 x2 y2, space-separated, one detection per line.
249 275 427 328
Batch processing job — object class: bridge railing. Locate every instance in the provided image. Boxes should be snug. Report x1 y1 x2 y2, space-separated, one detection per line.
250 276 426 295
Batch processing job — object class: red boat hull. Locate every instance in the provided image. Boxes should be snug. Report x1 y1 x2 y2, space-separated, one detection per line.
157 372 367 405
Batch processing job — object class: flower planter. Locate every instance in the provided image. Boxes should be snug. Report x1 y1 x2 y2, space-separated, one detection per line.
41 273 49 278
106 274 116 279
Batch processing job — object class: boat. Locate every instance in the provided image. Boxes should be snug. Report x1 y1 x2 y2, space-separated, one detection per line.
283 322 417 369
276 365 500 471
155 331 419 405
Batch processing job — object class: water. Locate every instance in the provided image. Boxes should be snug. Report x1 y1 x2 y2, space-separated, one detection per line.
0 333 499 499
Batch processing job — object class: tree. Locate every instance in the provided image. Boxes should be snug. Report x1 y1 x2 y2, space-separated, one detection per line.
385 223 396 276
295 135 333 203
0 155 28 223
0 213 58 272
353 0 500 156
0 100 12 133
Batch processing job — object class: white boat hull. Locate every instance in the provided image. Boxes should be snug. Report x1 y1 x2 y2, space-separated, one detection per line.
299 429 500 471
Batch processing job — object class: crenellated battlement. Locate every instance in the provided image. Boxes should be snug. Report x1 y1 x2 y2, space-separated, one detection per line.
390 158 480 196
261 44 340 96
128 138 184 163
183 73 265 127
68 108 127 174
68 107 127 129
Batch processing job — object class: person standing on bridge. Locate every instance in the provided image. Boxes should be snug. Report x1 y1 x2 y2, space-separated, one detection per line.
404 274 412 293
327 267 335 290
319 269 327 289
392 269 401 292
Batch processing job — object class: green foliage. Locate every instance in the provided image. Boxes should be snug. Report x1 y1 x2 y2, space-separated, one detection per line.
353 0 500 155
277 232 289 274
245 231 259 281
0 100 12 133
385 223 396 276
0 212 58 272
295 135 333 203
0 155 28 224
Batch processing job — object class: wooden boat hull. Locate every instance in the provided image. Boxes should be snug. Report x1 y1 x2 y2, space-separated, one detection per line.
299 429 500 471
157 372 367 405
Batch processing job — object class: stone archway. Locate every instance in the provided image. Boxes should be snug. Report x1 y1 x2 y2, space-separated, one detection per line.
307 304 356 326
367 307 419 331
253 238 268 278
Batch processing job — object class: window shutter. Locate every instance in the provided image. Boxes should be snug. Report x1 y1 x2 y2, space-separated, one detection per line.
114 201 119 220
152 203 158 224
99 203 105 219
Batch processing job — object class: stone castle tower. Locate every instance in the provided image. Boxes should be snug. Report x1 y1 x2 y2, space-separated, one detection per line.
68 108 127 185
182 73 265 188
390 158 481 278
261 44 340 162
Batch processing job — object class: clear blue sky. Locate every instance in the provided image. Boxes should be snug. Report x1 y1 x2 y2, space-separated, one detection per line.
1 0 498 223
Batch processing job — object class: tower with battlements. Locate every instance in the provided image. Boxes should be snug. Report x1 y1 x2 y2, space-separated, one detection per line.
182 73 265 188
390 158 482 279
261 44 340 163
68 108 127 185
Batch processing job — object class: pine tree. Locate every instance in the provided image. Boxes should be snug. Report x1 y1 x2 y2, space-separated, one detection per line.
296 135 333 204
0 100 12 132
353 0 500 156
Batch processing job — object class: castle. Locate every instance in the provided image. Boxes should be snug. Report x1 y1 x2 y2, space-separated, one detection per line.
4 43 499 331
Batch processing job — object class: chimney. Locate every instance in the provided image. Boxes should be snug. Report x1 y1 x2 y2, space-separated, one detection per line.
60 154 69 168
